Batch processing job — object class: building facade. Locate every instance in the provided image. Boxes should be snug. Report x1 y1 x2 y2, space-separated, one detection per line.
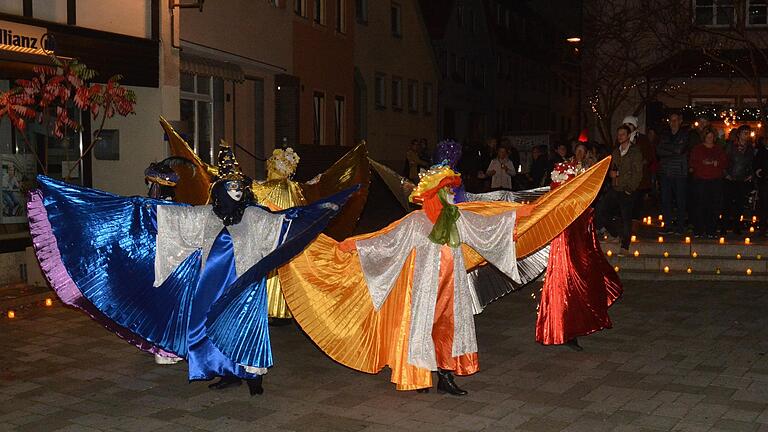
354 0 438 168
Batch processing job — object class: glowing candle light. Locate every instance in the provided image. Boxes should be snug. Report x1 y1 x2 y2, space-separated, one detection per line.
716 268 721 275
633 250 640 257
753 216 758 223
719 237 725 244
614 265 620 272
6 310 15 319
663 251 669 258
44 298 53 307
740 215 745 222
758 254 763 260
658 236 664 243
631 235 637 242
692 251 698 258
685 236 691 244
747 268 753 275
606 250 613 257
663 266 670 273
745 238 751 245
736 253 742 259
658 215 663 221
660 221 665 228
686 267 692 274
750 227 755 233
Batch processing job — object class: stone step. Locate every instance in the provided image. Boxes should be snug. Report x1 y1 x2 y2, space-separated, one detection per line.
613 268 768 282
608 255 766 273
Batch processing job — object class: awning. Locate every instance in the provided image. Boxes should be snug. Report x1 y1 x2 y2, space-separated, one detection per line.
180 53 244 82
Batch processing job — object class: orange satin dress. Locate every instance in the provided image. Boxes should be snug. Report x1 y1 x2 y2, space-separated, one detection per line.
278 158 611 390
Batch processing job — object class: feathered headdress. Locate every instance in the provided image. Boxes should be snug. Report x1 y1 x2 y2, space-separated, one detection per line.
266 147 300 180
409 163 462 228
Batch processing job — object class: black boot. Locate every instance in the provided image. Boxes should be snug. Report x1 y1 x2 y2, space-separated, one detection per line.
566 338 583 352
416 388 430 393
436 369 467 396
246 378 264 396
208 375 242 390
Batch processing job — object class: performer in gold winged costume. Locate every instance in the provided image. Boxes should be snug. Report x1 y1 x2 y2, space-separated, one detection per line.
223 157 611 394
158 117 370 318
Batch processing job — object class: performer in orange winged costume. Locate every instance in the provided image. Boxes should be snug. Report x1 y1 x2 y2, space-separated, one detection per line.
233 157 611 394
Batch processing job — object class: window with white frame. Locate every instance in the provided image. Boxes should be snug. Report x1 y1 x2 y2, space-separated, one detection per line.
423 83 433 115
180 72 215 164
314 0 326 24
336 0 346 32
392 77 403 109
391 2 402 37
334 96 345 146
749 0 768 25
694 0 735 26
374 73 386 108
407 80 418 112
355 0 368 23
295 0 308 17
313 91 325 145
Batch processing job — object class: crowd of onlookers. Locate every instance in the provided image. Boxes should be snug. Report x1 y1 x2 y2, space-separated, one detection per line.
404 111 768 255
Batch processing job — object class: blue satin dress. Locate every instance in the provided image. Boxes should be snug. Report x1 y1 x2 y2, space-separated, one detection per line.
29 176 357 381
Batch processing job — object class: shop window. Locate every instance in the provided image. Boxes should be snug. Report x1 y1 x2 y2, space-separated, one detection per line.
0 1 22 15
33 0 67 24
407 80 418 113
391 2 402 37
94 129 119 160
355 0 368 23
313 91 325 145
391 77 403 110
374 73 386 109
179 72 217 164
336 0 346 33
334 96 344 146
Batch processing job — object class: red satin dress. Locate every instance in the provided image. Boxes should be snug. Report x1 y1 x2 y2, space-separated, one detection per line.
535 208 623 345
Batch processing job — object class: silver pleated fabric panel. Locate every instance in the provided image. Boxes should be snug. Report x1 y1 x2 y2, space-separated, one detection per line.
465 186 552 310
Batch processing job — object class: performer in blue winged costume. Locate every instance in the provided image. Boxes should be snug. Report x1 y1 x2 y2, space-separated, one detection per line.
28 142 357 396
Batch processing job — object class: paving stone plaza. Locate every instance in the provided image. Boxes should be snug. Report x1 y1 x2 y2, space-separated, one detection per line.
1 280 767 432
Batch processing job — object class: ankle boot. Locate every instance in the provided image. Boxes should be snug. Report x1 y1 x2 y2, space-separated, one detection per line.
246 378 264 396
436 369 467 396
207 376 242 390
566 338 583 352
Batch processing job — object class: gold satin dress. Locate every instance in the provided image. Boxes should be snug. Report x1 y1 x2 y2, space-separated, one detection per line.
159 117 371 318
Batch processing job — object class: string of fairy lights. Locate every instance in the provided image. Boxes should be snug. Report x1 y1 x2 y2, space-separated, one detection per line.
606 214 764 276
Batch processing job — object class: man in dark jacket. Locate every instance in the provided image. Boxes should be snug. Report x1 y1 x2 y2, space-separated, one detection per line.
657 112 691 234
596 125 644 254
723 125 754 234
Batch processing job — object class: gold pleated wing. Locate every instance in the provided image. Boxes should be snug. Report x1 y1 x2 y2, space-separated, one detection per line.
299 142 370 239
159 117 215 205
277 157 610 390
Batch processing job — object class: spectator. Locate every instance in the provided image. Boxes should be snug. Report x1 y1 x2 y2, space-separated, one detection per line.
572 142 595 170
657 112 691 235
596 125 643 255
688 116 710 147
723 125 754 234
689 127 727 238
528 145 550 188
552 143 569 164
405 139 430 183
500 137 521 174
418 138 431 164
754 136 768 237
486 146 516 191
623 116 652 220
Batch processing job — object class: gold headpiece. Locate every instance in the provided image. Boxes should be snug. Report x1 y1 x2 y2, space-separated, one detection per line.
408 164 461 204
215 140 246 182
266 147 300 180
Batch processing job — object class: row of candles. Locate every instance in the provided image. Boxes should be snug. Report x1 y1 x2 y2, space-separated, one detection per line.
612 264 754 275
4 297 54 319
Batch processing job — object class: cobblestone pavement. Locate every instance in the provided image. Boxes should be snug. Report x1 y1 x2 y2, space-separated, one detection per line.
1 280 768 432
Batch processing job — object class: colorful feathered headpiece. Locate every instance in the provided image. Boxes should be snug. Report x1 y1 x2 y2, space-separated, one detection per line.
266 147 300 180
409 163 461 205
